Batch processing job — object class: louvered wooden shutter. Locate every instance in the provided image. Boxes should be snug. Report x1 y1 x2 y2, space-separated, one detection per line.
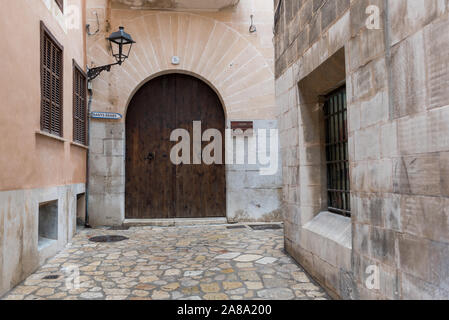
73 63 87 145
55 0 64 13
40 22 63 137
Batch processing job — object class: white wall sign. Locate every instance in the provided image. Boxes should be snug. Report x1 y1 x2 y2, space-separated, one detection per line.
90 112 123 120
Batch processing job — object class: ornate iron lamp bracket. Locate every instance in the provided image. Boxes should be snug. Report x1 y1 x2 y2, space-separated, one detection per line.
87 63 119 81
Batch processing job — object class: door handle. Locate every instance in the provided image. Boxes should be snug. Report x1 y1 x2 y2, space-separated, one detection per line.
145 152 155 162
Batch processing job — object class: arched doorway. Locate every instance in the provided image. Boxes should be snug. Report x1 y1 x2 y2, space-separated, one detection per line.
125 73 226 219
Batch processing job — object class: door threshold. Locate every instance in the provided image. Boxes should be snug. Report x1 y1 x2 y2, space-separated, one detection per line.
124 218 228 227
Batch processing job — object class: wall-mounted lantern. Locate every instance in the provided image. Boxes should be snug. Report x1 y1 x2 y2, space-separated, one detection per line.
87 26 136 81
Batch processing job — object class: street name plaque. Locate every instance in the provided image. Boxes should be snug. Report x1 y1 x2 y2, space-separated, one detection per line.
90 112 123 120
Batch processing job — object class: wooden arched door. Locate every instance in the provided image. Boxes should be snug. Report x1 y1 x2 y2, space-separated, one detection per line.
125 74 226 219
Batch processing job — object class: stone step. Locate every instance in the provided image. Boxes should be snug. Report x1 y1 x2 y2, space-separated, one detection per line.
123 218 228 227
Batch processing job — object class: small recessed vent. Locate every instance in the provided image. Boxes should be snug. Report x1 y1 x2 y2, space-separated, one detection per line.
249 224 282 230
38 200 59 250
89 235 129 243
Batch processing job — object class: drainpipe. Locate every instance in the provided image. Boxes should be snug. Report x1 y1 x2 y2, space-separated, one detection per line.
84 84 93 228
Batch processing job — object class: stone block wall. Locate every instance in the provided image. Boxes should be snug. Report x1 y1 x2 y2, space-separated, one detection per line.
275 0 449 299
226 120 283 222
88 121 125 226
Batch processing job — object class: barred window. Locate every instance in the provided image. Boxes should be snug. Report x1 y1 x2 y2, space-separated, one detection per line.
40 22 64 137
55 0 64 13
73 62 87 145
323 86 351 217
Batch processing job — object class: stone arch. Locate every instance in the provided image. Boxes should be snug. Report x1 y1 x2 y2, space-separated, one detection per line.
87 11 275 120
123 69 229 121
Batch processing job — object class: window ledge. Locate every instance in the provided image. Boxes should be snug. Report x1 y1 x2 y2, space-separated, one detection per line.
70 141 89 150
303 211 352 249
36 130 67 143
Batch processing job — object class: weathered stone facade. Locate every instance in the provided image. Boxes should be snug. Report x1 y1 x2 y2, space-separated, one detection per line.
86 0 282 226
275 0 449 299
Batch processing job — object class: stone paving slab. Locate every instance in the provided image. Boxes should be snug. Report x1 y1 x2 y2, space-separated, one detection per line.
1 225 329 300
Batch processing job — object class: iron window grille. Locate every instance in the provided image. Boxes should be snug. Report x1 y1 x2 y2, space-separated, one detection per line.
40 22 64 137
73 61 87 145
323 86 351 217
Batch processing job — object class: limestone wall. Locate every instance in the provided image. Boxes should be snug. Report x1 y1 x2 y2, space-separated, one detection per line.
275 0 449 299
0 183 85 297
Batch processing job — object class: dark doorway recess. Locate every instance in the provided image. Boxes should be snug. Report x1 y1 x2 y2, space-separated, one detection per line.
125 73 226 219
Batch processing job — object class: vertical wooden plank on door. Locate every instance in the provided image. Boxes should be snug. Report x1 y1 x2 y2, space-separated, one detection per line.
175 74 200 218
126 75 176 219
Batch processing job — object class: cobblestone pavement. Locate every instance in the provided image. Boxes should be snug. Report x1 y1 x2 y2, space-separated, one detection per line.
2 224 329 300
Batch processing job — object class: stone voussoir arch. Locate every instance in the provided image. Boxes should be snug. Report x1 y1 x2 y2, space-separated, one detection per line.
123 69 228 121
88 11 275 120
